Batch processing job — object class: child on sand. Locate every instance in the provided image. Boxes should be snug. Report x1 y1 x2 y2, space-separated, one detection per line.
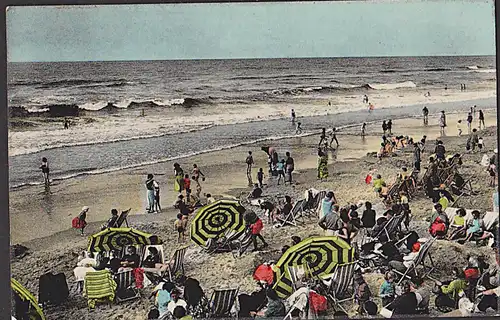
183 174 191 202
174 213 187 242
192 176 202 200
361 123 366 137
478 137 484 152
277 159 286 185
488 163 497 187
72 206 89 236
246 151 254 186
154 179 161 213
295 122 303 134
456 120 463 136
257 168 264 188
248 216 268 252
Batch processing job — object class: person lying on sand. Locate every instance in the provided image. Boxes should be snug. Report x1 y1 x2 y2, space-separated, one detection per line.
247 184 263 201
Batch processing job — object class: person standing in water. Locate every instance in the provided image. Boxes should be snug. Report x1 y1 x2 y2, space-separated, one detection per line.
382 121 387 135
330 127 339 148
363 95 369 104
146 174 156 213
439 111 446 136
40 157 50 186
387 120 393 135
361 123 366 138
422 107 429 125
295 121 303 134
246 151 254 186
291 109 296 123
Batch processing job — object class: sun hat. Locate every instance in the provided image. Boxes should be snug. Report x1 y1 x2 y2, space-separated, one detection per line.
82 206 89 212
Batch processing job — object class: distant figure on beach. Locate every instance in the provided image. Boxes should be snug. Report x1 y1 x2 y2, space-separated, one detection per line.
154 179 161 213
103 209 119 230
146 174 157 213
192 163 205 185
413 142 421 171
439 111 446 136
40 157 50 186
330 127 339 148
363 95 369 104
317 147 329 181
387 120 393 135
285 152 294 185
173 163 184 193
72 206 89 236
422 106 429 125
183 174 191 202
295 121 303 134
63 118 69 129
257 168 264 188
361 123 366 137
478 110 485 129
457 120 463 136
246 151 254 186
382 121 387 135
318 128 327 147
466 112 473 133
473 105 477 115
277 159 286 185
444 85 448 90
368 103 374 112
291 109 296 123
328 101 331 106
424 92 431 97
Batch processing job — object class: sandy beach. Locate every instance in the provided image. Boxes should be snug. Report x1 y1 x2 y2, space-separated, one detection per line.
9 106 498 319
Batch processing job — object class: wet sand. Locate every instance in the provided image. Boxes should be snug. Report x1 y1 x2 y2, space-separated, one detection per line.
9 110 497 244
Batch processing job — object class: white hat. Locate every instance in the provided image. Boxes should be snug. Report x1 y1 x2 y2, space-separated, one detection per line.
495 149 498 154
82 206 89 212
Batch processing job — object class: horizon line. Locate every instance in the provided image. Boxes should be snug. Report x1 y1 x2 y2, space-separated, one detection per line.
7 53 496 63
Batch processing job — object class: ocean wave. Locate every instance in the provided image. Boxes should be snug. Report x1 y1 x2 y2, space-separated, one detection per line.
10 78 132 89
473 69 496 73
365 81 417 90
467 66 480 70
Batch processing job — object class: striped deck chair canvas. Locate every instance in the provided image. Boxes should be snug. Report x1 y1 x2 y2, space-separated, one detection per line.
232 230 253 258
325 262 357 313
168 247 188 282
291 199 306 221
209 288 239 318
84 270 117 309
287 264 310 292
395 238 436 285
115 269 140 302
381 213 406 241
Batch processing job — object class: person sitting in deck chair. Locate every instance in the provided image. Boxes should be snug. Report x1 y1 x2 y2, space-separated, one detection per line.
447 208 467 240
461 210 493 244
276 196 293 223
428 203 449 239
143 247 169 273
119 246 141 271
101 209 119 230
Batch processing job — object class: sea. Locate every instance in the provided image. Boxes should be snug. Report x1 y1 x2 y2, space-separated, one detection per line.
7 56 497 188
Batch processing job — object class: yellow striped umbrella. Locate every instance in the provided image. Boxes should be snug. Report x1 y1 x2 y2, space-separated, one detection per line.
88 227 161 252
191 199 246 246
11 278 46 320
273 236 354 298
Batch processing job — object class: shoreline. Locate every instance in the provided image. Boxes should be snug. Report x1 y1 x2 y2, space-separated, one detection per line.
8 96 497 190
9 108 498 244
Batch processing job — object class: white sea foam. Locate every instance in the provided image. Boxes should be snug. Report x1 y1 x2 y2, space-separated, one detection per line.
8 88 496 157
474 69 496 73
467 66 480 70
367 81 417 90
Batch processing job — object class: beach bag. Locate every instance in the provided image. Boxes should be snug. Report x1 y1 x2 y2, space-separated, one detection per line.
72 217 85 229
38 272 69 306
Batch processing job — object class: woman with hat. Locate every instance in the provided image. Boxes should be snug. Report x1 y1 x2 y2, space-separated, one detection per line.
72 206 89 236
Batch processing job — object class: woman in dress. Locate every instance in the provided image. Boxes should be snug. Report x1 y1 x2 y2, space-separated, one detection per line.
72 206 89 236
173 163 185 193
317 148 329 181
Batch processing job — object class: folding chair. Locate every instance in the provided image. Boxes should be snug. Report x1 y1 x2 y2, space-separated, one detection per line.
287 264 311 292
233 230 253 257
291 199 307 222
140 245 166 276
323 262 357 314
383 182 401 204
114 269 140 303
393 238 436 285
112 208 131 228
304 191 327 217
84 270 117 309
277 208 298 227
208 288 239 318
167 247 188 282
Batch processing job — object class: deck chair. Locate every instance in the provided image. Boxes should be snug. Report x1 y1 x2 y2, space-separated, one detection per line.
394 238 436 285
140 245 166 274
208 288 239 318
291 199 307 222
276 207 298 227
383 182 401 204
323 262 357 314
84 270 117 309
231 230 253 257
112 208 131 228
287 263 312 292
167 247 188 282
114 269 140 303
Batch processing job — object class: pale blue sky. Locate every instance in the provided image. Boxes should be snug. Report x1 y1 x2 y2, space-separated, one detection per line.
6 0 496 62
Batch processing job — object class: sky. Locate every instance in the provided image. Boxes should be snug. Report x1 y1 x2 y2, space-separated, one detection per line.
6 0 496 62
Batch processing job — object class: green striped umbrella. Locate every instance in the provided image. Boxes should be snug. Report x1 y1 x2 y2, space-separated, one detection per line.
273 236 354 298
88 227 160 252
11 278 46 320
191 199 246 246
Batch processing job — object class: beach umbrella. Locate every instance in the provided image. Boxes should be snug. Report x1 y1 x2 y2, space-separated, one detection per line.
190 199 246 247
88 227 161 253
11 278 46 320
272 236 355 298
